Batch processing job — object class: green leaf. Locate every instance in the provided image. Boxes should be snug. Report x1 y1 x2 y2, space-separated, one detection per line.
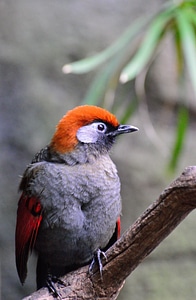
176 7 196 96
82 51 124 105
119 97 138 124
168 106 189 172
173 25 184 74
120 10 174 83
82 66 113 105
187 9 196 27
62 15 154 75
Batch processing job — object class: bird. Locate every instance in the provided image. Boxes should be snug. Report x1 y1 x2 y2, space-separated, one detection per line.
15 105 138 296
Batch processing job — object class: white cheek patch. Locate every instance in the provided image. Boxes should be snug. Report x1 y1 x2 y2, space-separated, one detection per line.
76 124 98 143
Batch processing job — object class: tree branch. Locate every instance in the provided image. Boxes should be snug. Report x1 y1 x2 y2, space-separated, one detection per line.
23 166 196 300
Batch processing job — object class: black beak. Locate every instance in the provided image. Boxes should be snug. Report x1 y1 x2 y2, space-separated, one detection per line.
107 124 139 137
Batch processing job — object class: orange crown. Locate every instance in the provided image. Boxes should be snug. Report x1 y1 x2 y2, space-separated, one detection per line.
50 105 119 153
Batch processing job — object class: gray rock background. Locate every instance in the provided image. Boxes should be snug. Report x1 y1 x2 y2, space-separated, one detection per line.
0 1 196 299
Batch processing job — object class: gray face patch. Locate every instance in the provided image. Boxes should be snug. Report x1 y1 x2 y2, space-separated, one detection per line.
76 122 107 143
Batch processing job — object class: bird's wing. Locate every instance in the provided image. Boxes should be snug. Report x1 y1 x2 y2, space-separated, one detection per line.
15 192 43 284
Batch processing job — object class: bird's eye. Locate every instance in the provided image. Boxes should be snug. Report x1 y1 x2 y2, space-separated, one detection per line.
97 123 106 132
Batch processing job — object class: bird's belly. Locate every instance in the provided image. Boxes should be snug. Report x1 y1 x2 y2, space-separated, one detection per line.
35 218 116 267
34 158 121 267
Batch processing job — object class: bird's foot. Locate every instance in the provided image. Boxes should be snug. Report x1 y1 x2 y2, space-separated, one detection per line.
89 248 107 278
46 274 65 299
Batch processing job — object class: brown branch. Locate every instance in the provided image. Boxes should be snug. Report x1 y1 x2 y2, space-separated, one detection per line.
23 166 196 300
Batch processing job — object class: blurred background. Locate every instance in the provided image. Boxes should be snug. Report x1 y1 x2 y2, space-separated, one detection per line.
0 1 196 299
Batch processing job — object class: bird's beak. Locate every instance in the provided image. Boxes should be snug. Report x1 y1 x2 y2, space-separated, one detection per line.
107 124 139 137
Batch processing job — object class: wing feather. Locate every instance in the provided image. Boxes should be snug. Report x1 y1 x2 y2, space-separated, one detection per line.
15 192 42 284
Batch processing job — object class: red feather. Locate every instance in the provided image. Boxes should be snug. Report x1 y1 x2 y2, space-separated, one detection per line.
116 216 121 240
15 192 42 284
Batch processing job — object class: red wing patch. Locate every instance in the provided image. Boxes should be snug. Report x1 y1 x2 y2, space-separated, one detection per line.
15 193 42 284
116 216 121 240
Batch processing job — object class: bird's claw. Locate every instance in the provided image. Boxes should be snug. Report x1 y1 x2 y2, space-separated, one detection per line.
89 248 107 278
46 274 65 299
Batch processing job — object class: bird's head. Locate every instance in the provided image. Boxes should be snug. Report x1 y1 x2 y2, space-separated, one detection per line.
50 105 138 162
